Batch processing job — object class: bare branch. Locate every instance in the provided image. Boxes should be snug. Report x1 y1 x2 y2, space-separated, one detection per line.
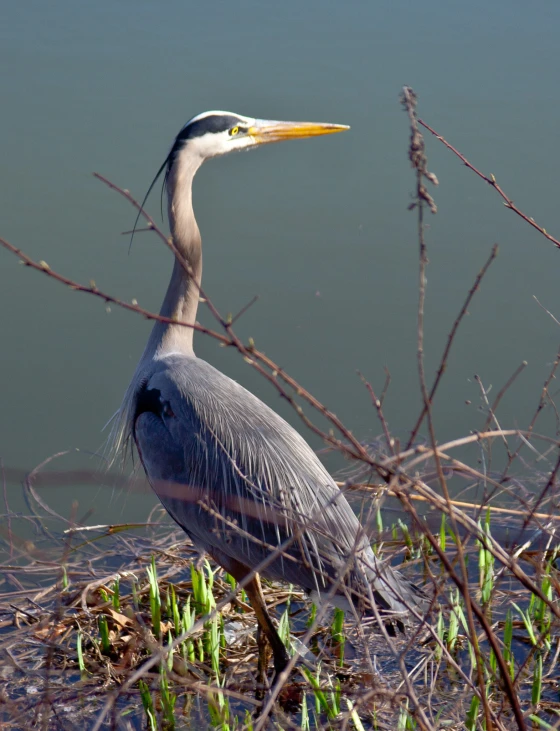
419 118 560 250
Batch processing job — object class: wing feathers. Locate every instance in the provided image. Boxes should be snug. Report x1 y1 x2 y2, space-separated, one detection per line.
134 355 423 616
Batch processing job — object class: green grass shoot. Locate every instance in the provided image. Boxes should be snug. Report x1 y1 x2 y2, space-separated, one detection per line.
139 679 157 731
330 607 345 667
98 613 111 655
112 575 120 611
147 555 162 639
76 630 86 676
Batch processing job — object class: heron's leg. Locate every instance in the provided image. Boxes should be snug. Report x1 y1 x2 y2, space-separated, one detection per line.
205 550 290 677
255 620 271 696
244 574 290 677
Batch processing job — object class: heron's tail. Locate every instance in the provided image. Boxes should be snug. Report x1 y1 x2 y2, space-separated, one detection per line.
371 562 426 614
311 550 427 625
356 549 427 625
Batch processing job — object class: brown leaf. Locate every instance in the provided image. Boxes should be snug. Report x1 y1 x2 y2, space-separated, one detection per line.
107 608 132 628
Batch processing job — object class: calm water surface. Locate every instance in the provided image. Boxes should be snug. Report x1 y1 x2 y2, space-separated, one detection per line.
1 1 560 525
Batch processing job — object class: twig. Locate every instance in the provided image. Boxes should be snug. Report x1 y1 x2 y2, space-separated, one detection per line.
503 340 560 477
379 366 392 407
358 372 395 456
474 374 511 458
520 448 560 536
230 294 260 325
419 118 560 250
1 458 12 559
338 480 560 522
483 360 528 432
534 295 560 327
407 244 499 449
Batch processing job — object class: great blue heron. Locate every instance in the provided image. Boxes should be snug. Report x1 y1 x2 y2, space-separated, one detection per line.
110 110 424 677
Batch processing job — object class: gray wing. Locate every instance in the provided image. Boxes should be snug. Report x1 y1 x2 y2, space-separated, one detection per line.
134 354 420 614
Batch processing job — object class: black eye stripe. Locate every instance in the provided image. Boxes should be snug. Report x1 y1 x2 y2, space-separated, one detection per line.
166 115 247 172
176 114 242 142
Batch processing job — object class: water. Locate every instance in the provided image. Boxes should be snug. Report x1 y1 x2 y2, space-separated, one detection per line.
1 0 560 526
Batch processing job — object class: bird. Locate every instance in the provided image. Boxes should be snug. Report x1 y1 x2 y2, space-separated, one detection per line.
109 110 424 677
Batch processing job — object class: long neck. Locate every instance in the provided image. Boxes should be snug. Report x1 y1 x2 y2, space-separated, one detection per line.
143 149 203 360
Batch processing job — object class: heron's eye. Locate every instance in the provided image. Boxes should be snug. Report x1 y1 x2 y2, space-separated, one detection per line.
229 126 239 136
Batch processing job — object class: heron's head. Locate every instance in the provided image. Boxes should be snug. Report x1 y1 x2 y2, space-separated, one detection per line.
130 110 348 247
167 110 349 166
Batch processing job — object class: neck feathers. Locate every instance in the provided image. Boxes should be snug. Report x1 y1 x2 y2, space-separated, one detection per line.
145 146 204 359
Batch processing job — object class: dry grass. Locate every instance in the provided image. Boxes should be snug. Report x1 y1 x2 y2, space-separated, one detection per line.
1 460 560 730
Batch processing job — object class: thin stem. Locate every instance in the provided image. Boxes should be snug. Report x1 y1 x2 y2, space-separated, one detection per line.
419 118 560 250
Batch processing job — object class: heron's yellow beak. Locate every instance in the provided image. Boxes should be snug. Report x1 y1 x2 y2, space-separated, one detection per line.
248 120 349 144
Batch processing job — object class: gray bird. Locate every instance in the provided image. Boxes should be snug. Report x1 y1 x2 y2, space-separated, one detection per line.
110 111 424 676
